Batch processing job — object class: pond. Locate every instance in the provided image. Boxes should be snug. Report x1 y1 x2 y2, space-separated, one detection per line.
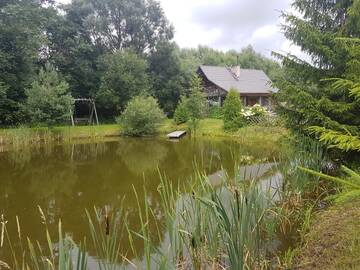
0 136 285 266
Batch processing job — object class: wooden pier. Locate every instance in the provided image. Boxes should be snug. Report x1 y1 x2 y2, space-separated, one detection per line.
167 130 187 139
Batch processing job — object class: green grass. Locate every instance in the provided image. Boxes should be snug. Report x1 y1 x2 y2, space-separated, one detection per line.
0 124 121 146
0 119 287 147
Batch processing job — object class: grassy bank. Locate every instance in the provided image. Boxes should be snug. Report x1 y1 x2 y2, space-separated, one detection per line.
0 119 287 146
292 200 360 270
0 124 121 145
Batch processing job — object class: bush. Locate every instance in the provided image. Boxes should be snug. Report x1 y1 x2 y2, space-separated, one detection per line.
249 104 267 117
120 95 165 136
208 105 223 119
222 89 245 131
173 97 189 124
241 105 276 126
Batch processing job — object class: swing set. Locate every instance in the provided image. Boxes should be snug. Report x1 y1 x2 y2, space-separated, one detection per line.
70 98 99 126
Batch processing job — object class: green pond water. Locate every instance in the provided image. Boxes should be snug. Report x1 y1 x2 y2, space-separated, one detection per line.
0 136 285 265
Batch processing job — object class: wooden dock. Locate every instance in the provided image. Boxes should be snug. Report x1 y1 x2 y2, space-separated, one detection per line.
167 130 187 139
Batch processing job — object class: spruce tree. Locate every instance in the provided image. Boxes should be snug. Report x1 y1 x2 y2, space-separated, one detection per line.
274 0 360 155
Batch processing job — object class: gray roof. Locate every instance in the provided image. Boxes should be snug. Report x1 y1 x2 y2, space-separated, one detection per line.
199 65 277 95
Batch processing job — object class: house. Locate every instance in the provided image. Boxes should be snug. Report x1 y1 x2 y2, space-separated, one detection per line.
197 65 277 107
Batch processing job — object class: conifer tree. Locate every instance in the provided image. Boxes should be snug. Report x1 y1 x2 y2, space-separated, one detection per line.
274 0 360 155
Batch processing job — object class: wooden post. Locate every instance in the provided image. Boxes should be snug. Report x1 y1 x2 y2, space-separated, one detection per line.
93 101 99 125
89 105 94 124
70 109 75 126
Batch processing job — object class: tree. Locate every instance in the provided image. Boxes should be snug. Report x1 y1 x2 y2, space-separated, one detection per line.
120 95 165 136
222 89 245 131
173 96 189 124
149 41 185 115
46 1 102 99
74 0 173 53
184 75 207 134
25 63 73 126
0 0 52 125
96 50 151 117
274 0 360 158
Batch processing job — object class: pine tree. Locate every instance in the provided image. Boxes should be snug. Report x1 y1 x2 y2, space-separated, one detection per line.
25 63 74 126
274 0 360 156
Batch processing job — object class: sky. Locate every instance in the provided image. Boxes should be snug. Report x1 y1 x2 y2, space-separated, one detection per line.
57 0 304 58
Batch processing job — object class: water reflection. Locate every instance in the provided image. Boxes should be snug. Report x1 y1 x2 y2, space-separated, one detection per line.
0 137 281 264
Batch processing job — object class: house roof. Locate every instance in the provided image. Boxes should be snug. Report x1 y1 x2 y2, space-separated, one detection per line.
199 65 278 95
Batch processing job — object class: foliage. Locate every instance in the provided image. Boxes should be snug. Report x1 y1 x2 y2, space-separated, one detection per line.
274 1 360 159
184 75 207 134
299 166 360 204
173 96 189 124
119 95 165 136
149 41 185 115
222 89 245 131
96 50 150 117
208 105 224 119
74 0 173 53
25 63 73 126
308 126 360 152
45 4 101 99
0 0 51 125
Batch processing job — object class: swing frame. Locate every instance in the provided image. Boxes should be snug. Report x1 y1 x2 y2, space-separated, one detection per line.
70 98 99 126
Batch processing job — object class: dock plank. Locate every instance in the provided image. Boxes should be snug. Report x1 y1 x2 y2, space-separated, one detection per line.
167 130 187 139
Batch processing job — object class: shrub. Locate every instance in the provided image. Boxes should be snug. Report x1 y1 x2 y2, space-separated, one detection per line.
120 95 165 136
173 97 189 124
25 63 73 126
208 105 223 119
222 89 245 131
249 104 267 117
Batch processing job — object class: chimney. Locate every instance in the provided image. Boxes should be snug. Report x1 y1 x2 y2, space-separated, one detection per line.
231 65 241 79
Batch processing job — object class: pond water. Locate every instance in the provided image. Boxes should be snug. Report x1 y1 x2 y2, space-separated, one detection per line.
0 136 284 265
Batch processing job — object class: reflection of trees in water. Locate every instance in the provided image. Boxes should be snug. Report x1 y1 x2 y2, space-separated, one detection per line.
116 138 168 175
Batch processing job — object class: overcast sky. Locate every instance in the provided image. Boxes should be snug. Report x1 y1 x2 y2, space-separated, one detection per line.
57 0 303 58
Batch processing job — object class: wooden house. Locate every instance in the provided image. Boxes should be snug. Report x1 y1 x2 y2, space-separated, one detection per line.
197 65 278 107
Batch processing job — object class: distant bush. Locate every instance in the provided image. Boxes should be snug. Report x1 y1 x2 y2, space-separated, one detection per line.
222 89 245 131
208 105 223 119
173 97 189 124
120 95 165 136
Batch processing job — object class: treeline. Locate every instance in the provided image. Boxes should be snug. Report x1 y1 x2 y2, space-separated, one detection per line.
0 0 282 126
